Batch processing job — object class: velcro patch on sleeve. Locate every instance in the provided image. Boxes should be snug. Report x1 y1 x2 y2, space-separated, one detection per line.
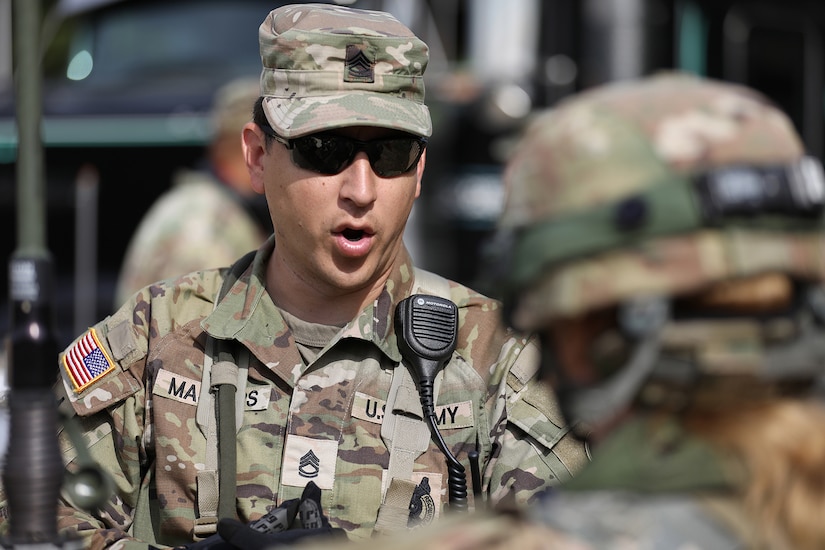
62 328 116 393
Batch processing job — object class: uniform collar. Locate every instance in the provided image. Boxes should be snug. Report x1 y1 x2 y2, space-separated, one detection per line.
201 237 416 381
201 235 275 341
334 247 417 365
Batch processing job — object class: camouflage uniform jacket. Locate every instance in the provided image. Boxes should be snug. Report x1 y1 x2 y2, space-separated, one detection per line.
525 417 788 549
50 239 586 549
318 418 785 550
113 168 268 309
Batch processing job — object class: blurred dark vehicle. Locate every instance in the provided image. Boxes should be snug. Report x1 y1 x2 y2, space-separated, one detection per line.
0 0 318 346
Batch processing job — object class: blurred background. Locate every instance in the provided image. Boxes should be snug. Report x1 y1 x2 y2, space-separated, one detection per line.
0 0 823 351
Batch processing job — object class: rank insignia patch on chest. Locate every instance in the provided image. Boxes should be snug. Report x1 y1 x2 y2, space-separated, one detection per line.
62 328 115 393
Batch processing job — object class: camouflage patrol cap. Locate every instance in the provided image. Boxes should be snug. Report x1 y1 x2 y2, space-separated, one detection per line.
258 3 431 138
211 77 260 138
500 72 825 330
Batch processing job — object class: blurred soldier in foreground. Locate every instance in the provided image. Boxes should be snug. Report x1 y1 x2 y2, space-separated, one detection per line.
113 77 271 309
495 71 825 549
22 4 586 549
301 72 825 549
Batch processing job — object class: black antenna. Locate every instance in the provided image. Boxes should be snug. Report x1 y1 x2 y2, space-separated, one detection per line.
2 0 73 547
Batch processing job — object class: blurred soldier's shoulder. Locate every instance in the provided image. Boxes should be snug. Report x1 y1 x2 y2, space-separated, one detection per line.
532 489 756 549
294 511 588 550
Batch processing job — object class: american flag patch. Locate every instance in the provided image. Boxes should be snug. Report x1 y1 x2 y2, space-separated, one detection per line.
62 328 115 393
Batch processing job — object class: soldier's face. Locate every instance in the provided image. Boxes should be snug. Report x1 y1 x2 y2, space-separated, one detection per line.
543 312 614 387
245 123 424 298
541 310 631 443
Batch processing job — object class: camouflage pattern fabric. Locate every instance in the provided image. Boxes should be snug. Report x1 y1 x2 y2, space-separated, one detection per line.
210 77 261 139
296 496 757 550
499 72 819 328
304 418 773 550
523 417 783 549
295 511 572 550
259 3 432 138
31 239 585 549
113 169 268 309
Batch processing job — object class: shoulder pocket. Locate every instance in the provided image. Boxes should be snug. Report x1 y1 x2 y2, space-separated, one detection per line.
506 345 590 477
60 318 143 416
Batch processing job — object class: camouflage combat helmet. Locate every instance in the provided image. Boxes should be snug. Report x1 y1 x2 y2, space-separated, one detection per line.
501 72 825 331
498 72 825 421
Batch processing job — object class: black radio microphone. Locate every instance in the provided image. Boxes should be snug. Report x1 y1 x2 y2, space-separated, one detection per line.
395 294 468 512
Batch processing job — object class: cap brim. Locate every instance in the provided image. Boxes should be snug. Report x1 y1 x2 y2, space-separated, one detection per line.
262 93 432 138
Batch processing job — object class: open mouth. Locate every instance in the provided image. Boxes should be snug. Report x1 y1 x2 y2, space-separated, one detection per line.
341 228 366 241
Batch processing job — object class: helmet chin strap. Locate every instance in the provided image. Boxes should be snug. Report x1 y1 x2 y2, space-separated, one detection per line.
557 285 825 430
558 329 662 433
762 308 825 380
555 296 670 432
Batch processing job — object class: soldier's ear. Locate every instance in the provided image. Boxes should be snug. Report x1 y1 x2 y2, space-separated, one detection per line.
414 148 425 199
242 122 267 195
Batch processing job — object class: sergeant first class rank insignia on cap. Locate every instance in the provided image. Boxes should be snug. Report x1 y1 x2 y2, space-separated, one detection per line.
62 328 115 393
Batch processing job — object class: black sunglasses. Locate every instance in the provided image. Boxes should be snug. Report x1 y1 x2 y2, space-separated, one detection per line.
259 125 427 178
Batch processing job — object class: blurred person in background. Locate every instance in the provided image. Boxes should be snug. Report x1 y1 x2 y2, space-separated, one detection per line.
113 77 271 309
303 71 825 549
40 4 586 549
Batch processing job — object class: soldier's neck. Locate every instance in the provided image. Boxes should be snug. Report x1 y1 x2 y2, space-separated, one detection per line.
265 252 386 326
